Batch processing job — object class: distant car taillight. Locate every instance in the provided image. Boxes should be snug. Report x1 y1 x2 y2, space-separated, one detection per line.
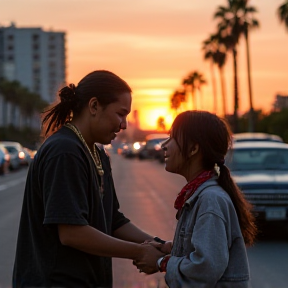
19 151 25 159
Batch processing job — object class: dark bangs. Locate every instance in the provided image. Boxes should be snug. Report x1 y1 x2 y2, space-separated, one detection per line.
170 111 232 167
170 111 200 159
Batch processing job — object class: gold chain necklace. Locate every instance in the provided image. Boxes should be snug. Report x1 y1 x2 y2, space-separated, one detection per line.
64 122 105 193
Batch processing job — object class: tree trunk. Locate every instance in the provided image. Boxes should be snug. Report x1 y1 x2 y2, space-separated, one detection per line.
245 28 255 132
192 87 196 110
210 61 217 114
233 47 239 133
219 66 227 118
199 88 203 110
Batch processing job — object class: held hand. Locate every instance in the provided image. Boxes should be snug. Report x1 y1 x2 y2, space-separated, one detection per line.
144 240 173 254
133 243 165 275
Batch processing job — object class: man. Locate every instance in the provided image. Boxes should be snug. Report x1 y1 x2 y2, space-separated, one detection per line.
13 70 163 288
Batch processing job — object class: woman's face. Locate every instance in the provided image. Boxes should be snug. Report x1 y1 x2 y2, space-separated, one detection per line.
161 136 186 175
93 92 132 144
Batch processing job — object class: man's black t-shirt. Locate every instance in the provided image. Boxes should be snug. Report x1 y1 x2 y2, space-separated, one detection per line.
12 127 130 288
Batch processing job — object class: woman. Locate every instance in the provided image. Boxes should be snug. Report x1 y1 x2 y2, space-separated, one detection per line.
138 110 257 287
12 70 163 288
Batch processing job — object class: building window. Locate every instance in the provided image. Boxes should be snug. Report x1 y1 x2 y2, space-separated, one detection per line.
33 54 40 60
33 78 41 85
7 55 14 61
7 35 14 41
33 62 40 69
49 44 55 50
49 80 56 89
32 34 39 41
33 85 40 93
7 45 14 51
33 44 39 50
49 61 56 68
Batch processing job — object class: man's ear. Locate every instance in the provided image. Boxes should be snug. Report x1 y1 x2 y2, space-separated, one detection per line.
89 97 98 115
189 143 200 157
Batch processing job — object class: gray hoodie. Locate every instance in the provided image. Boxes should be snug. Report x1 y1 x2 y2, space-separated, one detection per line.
165 178 250 288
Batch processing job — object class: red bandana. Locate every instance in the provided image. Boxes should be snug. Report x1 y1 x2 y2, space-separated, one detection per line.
174 170 214 211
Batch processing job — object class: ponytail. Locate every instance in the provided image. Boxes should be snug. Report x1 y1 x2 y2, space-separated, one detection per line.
218 165 257 246
41 84 76 137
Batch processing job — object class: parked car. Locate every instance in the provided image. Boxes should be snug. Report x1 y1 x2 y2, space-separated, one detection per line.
0 141 31 169
121 142 146 158
226 141 288 227
232 132 283 143
23 147 37 160
0 144 10 175
138 134 169 161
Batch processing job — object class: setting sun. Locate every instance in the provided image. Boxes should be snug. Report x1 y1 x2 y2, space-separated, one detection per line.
129 87 175 130
139 107 174 131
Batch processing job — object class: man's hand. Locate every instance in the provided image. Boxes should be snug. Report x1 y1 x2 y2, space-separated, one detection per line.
144 240 173 254
133 243 165 275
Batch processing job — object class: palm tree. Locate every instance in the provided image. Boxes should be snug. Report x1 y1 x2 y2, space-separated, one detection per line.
214 0 259 132
240 0 259 132
0 78 47 115
202 34 228 117
277 0 288 31
157 116 166 131
202 35 218 114
196 73 207 110
182 71 206 110
170 90 186 115
214 42 228 118
214 1 242 132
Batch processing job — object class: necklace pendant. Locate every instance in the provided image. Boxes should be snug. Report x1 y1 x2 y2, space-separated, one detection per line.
98 169 104 176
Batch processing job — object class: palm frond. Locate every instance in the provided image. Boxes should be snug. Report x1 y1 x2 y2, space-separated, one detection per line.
277 1 288 30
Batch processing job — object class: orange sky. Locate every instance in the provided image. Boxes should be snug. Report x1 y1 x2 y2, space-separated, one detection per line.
1 0 288 130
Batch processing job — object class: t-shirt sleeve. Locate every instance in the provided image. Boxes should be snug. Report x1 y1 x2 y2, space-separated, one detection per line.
42 152 90 226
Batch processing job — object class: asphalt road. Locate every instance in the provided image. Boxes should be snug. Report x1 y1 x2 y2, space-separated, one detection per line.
0 167 27 288
0 153 287 288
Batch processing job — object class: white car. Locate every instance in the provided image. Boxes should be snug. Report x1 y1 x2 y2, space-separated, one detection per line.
0 141 31 168
0 144 10 174
232 132 283 143
226 141 288 225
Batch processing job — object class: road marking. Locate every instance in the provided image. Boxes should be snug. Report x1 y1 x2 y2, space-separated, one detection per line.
0 177 26 191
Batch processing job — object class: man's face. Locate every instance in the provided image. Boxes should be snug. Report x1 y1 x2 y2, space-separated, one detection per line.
93 92 132 144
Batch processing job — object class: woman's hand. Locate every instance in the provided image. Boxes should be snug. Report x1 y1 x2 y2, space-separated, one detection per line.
133 243 165 275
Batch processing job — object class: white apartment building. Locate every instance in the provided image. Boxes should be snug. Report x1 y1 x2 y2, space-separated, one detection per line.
0 22 66 104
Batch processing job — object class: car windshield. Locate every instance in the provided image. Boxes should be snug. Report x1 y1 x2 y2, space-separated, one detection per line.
226 148 288 171
146 138 168 149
